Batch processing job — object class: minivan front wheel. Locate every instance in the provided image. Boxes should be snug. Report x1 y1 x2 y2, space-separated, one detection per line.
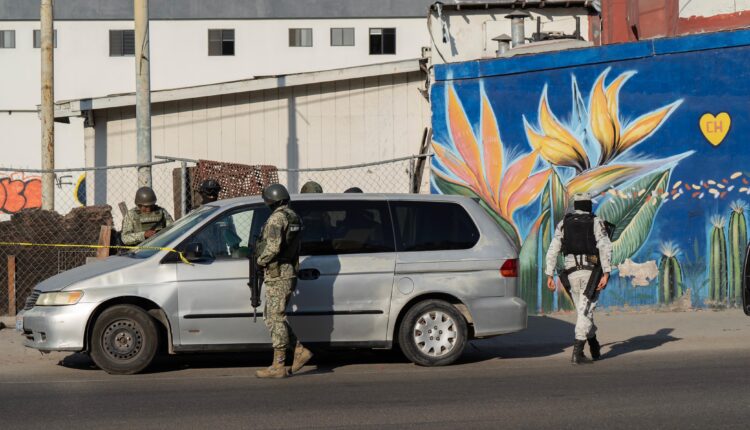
90 305 159 375
398 299 467 366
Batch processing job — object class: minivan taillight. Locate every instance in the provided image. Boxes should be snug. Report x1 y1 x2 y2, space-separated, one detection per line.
500 259 518 277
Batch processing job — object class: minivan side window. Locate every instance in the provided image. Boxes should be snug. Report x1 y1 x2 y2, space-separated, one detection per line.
391 201 479 252
292 200 395 255
187 205 270 260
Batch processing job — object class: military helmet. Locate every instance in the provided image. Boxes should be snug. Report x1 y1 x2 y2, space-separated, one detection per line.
300 181 323 194
199 179 221 196
262 183 291 206
344 187 363 193
135 186 157 206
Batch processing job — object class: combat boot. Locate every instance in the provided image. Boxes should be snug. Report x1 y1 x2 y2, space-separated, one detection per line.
588 336 601 360
290 342 314 374
571 340 593 365
255 350 289 378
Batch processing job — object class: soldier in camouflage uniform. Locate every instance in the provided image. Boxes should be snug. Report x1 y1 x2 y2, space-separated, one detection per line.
300 181 323 193
255 184 313 378
545 193 612 365
121 187 174 246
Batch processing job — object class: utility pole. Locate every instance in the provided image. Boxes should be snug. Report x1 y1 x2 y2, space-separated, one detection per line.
134 0 152 187
40 0 55 210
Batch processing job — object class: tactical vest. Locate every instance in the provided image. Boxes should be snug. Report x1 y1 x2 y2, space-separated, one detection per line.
134 207 167 232
277 206 302 263
561 212 599 256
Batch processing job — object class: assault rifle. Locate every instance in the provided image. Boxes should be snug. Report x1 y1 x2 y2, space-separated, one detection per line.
248 235 264 322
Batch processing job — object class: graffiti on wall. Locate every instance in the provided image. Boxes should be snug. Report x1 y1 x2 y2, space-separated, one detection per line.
431 47 750 313
0 173 42 214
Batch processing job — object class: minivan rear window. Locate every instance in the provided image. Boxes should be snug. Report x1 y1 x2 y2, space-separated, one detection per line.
292 200 395 255
391 201 479 252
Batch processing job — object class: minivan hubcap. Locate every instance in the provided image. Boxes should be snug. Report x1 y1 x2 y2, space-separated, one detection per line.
413 311 457 357
103 320 143 360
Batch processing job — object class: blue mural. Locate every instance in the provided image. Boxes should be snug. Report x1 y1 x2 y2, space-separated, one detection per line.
430 30 750 313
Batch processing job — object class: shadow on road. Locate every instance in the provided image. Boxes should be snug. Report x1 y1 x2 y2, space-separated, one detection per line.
57 315 577 373
459 315 576 363
58 347 410 375
602 328 681 359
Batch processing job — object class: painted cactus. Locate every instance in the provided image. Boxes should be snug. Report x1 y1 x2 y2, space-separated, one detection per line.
709 215 728 305
728 201 748 306
658 242 683 304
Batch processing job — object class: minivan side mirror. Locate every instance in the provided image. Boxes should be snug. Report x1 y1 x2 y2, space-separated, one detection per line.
184 242 205 262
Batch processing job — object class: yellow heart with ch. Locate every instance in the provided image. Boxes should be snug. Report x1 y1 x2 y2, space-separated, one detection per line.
700 113 731 146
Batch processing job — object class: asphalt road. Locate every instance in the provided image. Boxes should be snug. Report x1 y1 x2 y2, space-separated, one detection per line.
2 311 749 429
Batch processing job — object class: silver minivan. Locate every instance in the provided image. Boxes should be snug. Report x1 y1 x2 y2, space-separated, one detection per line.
18 194 526 374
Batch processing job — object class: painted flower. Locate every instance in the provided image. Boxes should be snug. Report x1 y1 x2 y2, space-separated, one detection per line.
589 70 681 165
524 89 590 172
432 87 551 234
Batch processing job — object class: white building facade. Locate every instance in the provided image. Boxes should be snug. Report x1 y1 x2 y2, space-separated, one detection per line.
0 0 435 169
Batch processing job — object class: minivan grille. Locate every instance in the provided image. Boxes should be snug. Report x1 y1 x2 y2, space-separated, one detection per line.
24 290 41 310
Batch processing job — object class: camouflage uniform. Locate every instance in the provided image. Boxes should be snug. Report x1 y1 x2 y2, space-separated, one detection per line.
545 210 612 341
120 206 174 246
257 204 300 352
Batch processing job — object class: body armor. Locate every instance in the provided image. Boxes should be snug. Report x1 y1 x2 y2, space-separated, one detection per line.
561 212 599 256
134 207 167 232
278 207 302 263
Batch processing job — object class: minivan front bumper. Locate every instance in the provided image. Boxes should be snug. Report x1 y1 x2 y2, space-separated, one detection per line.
21 303 97 352
469 296 527 337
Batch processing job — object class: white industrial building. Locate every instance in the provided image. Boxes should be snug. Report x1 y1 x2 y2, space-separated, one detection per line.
0 0 435 169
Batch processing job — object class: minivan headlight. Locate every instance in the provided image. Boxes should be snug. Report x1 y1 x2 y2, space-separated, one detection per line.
36 291 84 306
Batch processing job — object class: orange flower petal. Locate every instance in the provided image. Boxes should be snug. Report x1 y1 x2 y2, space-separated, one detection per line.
448 87 491 198
590 73 616 163
506 169 552 216
605 73 630 150
432 169 502 214
481 96 503 206
432 142 481 190
526 125 586 171
618 103 677 153
539 93 589 169
499 151 539 216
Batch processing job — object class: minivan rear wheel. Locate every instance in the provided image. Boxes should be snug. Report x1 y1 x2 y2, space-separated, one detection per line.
90 305 159 375
398 299 467 366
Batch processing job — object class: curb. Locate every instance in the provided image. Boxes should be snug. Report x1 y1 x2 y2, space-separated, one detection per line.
0 316 16 330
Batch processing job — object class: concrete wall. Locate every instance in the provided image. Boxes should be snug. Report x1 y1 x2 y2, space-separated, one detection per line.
679 0 750 18
428 7 591 64
431 29 750 313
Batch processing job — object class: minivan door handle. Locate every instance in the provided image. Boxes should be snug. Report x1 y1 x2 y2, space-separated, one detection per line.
298 268 320 280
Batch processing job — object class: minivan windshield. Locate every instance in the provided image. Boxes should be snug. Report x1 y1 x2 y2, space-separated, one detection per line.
128 205 219 259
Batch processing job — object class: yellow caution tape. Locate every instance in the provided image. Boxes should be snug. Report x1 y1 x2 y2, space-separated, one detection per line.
0 241 192 265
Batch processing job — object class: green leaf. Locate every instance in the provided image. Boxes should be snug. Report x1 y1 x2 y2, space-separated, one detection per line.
596 169 670 266
431 173 521 247
519 210 550 315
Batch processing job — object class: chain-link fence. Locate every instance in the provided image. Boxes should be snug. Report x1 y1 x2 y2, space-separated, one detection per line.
0 155 431 315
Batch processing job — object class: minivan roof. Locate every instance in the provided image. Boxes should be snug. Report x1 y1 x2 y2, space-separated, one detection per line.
208 193 476 209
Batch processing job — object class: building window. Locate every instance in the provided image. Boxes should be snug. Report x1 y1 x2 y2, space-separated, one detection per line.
289 28 313 47
331 28 354 46
369 28 396 55
208 29 234 56
33 30 57 48
109 30 135 56
0 30 16 49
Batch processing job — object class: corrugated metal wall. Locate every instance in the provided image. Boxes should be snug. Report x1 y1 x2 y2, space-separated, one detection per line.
88 70 430 169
